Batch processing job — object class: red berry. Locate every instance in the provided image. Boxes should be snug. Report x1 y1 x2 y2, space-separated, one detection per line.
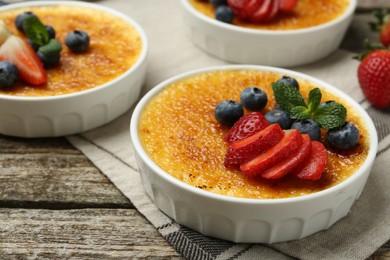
227 0 263 20
357 50 390 109
240 129 302 177
0 35 46 85
224 123 284 169
260 134 311 179
279 0 298 12
225 112 269 144
292 140 327 180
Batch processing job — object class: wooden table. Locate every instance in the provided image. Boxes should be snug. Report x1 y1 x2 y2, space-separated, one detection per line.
1 3 389 259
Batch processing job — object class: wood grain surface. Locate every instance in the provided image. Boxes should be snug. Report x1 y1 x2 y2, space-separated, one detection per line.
0 4 389 259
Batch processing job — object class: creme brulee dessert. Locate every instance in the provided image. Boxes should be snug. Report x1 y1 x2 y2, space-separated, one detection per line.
189 0 349 30
0 5 142 96
138 70 370 199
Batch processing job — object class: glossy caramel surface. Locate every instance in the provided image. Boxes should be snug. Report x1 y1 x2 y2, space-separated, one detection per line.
138 70 370 199
0 5 142 96
189 0 349 30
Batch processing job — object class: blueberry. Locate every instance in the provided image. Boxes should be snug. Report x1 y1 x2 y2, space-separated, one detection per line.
319 100 335 110
0 61 19 89
38 51 60 68
264 109 292 129
276 75 299 90
240 86 268 111
214 100 244 126
327 122 360 150
65 30 90 53
15 11 38 33
291 119 321 141
215 5 234 23
46 25 56 39
209 0 227 7
27 38 39 52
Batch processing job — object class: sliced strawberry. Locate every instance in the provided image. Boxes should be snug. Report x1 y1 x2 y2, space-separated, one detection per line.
279 0 298 12
292 141 328 180
264 0 280 21
260 134 311 179
225 112 269 144
224 123 284 169
0 35 46 85
250 0 273 23
240 129 302 177
228 0 264 20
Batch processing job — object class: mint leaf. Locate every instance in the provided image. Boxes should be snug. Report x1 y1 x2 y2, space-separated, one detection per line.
290 106 310 120
39 39 62 56
272 82 306 113
313 101 347 129
307 88 321 112
23 16 49 46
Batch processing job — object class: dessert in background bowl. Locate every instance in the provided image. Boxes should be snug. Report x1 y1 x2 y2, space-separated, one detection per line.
180 0 356 66
130 65 378 243
0 1 147 137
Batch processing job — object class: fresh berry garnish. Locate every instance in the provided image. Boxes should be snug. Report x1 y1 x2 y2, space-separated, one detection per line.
0 61 19 89
210 0 227 7
272 83 347 129
37 51 60 69
264 109 292 130
292 140 327 180
66 30 90 53
276 75 299 90
225 112 269 143
215 100 244 126
224 123 284 168
240 129 302 177
0 35 46 85
369 9 390 47
356 46 390 109
240 86 268 111
15 11 37 33
326 122 360 150
227 0 297 23
0 20 11 45
45 25 56 39
261 134 311 179
279 0 298 12
215 5 235 23
291 119 321 141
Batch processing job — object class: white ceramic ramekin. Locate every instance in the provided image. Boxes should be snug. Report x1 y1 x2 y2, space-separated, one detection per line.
0 1 148 138
130 65 378 243
180 0 356 67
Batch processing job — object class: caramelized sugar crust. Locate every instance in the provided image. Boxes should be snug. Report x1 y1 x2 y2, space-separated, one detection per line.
189 0 349 30
138 70 370 199
0 5 142 96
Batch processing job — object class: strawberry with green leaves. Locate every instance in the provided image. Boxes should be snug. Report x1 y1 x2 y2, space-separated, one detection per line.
370 9 390 48
356 43 390 109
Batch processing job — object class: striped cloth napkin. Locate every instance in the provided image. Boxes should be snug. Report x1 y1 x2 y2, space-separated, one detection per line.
67 0 390 259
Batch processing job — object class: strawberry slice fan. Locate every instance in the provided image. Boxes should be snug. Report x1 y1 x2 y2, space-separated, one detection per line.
227 0 298 22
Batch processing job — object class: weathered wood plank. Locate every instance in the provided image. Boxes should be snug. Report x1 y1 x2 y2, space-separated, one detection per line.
0 135 131 208
0 208 182 259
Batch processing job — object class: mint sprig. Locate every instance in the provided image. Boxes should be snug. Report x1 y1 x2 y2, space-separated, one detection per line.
23 16 49 46
272 82 347 129
38 38 62 56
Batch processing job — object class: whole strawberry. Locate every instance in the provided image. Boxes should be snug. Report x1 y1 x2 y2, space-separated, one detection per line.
370 9 390 47
357 48 390 109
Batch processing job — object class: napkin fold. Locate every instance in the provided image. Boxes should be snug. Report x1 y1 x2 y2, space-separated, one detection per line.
67 0 390 259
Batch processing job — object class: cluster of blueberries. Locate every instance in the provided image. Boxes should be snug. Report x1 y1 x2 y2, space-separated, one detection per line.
208 0 235 24
214 76 360 150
